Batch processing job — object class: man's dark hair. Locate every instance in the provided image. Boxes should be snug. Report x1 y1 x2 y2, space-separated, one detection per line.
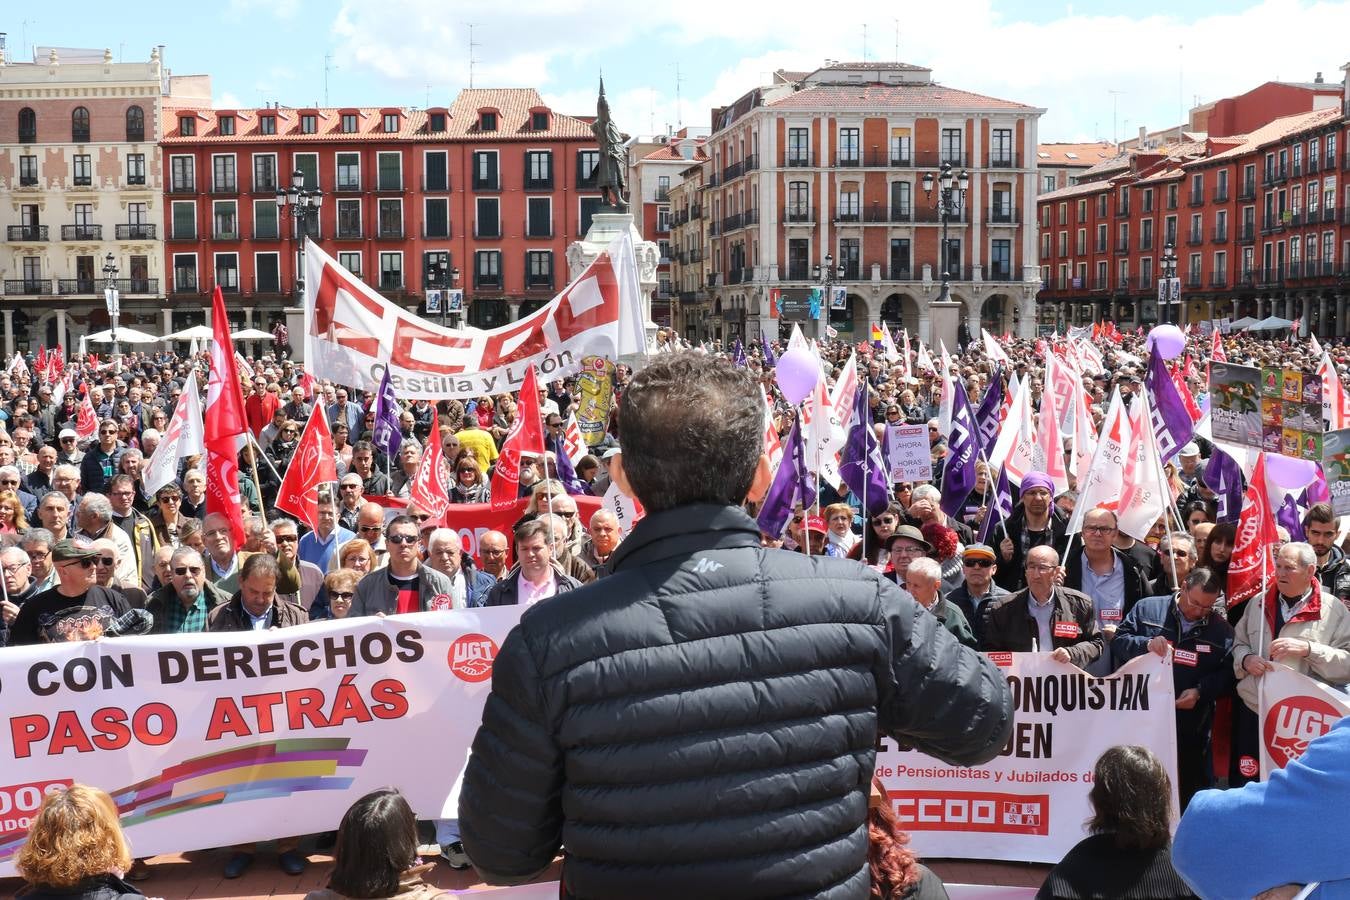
618 354 762 512
240 552 280 582
1183 566 1222 594
108 474 136 493
385 514 419 537
328 789 418 898
1088 745 1173 850
352 440 375 455
513 518 552 545
1303 502 1336 528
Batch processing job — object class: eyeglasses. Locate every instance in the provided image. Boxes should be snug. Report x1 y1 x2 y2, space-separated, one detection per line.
159 495 181 503
1158 548 1190 557
458 468 477 475
873 517 897 526
2 562 30 574
282 429 297 436
359 524 383 533
481 547 507 556
0 479 17 487
26 550 49 562
275 534 298 543
387 534 418 545
1026 563 1058 573
173 566 204 576
61 558 95 569
1083 525 1116 535
555 510 577 519
340 484 361 490
963 559 994 568
61 437 75 442
411 513 430 522
94 556 116 567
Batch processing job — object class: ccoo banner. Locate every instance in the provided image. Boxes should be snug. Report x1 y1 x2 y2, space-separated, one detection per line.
0 609 524 876
875 652 1177 864
1257 665 1350 779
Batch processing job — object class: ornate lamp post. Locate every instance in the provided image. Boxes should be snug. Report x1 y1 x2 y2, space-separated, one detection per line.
276 169 324 299
922 162 970 307
102 252 120 363
812 252 845 340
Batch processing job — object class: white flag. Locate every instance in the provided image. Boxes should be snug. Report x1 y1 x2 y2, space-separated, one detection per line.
915 341 935 375
804 377 843 489
982 328 1011 366
561 414 588 466
143 371 204 496
1068 388 1129 537
1116 391 1170 541
602 480 644 537
6 353 27 379
989 375 1036 487
880 326 902 365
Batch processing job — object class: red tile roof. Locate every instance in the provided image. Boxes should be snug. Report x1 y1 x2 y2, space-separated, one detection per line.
767 83 1039 112
1201 108 1340 163
444 88 594 140
641 143 708 162
1036 142 1118 167
161 107 427 143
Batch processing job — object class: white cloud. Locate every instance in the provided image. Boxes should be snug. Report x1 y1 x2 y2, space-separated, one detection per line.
216 90 245 109
226 0 299 20
328 0 1350 143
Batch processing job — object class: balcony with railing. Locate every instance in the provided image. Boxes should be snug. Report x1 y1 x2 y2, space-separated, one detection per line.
1238 178 1257 200
167 180 196 195
115 224 156 240
376 225 405 240
688 248 703 262
61 225 102 241
334 178 362 193
779 265 810 281
57 279 97 295
721 212 744 233
1115 202 1131 218
987 264 1015 282
913 150 968 168
912 207 968 224
18 173 39 187
1288 209 1305 227
1211 225 1229 244
1186 228 1203 246
1093 275 1109 291
1210 270 1228 288
1114 240 1130 254
1262 165 1289 186
1258 267 1283 287
987 207 1019 225
1261 214 1286 234
889 266 914 281
7 225 48 242
784 152 815 168
989 152 1018 168
1189 190 1205 207
251 276 286 295
677 290 698 304
783 206 816 224
1213 187 1229 203
1138 275 1155 291
725 267 753 285
1186 273 1203 288
722 154 759 182
834 209 861 224
212 224 241 241
1239 223 1256 243
168 225 196 241
863 206 912 224
171 278 199 295
689 204 703 220
4 279 48 295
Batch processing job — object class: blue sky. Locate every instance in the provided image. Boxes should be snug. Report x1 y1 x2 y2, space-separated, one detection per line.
10 0 1350 143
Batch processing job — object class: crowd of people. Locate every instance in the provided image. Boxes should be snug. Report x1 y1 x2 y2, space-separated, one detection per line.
4 323 1348 898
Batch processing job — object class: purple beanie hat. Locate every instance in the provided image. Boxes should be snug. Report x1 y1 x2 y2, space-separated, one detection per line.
1020 471 1054 494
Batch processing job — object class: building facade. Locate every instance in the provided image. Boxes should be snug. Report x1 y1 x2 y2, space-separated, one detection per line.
0 46 166 354
695 62 1043 345
158 88 601 334
629 132 707 327
1037 67 1350 335
668 159 710 340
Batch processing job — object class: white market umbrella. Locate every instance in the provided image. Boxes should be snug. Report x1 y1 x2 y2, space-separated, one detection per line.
85 327 161 344
231 328 274 340
163 325 215 341
1229 316 1259 330
1245 316 1294 332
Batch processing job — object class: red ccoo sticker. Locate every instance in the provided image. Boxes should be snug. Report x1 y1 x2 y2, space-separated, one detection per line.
449 633 499 683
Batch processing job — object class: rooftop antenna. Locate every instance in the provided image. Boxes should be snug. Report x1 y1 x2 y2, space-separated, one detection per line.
1177 44 1184 142
465 23 481 89
893 18 899 60
674 62 684 128
21 18 35 61
862 24 867 61
323 52 338 106
1108 89 1123 148
425 83 431 108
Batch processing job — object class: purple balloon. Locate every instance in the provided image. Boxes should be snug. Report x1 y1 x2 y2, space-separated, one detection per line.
1147 324 1186 360
775 347 820 406
1264 452 1317 491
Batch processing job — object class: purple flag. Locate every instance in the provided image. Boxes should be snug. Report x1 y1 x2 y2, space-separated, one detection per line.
973 366 1005 456
761 334 777 368
978 464 1013 544
1277 492 1306 542
757 420 811 537
840 377 890 516
1205 446 1245 524
1143 349 1194 465
940 380 979 517
1308 471 1331 507
371 367 402 460
733 338 747 368
548 434 591 496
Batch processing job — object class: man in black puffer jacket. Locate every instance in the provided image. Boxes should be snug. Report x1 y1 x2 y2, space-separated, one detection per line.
459 353 1014 900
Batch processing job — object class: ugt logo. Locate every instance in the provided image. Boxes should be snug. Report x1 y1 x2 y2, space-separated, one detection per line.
1263 695 1343 768
449 633 499 684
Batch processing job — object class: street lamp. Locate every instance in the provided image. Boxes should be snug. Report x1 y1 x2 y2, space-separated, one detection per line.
922 162 970 306
102 252 120 364
276 169 324 300
1159 242 1178 325
812 252 846 340
429 257 462 328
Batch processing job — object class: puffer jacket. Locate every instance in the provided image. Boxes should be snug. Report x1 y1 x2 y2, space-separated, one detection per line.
459 503 1013 900
1317 545 1350 606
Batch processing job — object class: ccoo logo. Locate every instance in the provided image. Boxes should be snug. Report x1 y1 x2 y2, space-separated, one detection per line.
1263 695 1344 769
449 633 499 683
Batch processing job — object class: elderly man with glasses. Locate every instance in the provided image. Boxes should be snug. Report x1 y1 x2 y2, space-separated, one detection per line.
337 473 365 532
55 428 84 466
1114 567 1233 809
1063 507 1151 675
0 545 39 637
75 493 138 590
948 544 1009 645
982 544 1103 668
8 537 132 645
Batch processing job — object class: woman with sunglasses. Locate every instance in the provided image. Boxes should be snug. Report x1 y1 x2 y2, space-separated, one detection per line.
267 419 301 471
450 450 491 504
849 502 906 566
322 569 361 620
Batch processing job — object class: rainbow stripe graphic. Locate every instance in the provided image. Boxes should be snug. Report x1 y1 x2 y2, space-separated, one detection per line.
0 738 366 861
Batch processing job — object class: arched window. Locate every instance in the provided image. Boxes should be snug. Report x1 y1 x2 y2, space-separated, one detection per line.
18 107 36 143
126 106 145 142
72 106 90 142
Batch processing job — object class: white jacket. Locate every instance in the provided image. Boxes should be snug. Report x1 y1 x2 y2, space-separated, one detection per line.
1233 586 1350 710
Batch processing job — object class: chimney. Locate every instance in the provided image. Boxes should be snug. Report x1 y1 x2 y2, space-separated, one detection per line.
1316 72 1325 83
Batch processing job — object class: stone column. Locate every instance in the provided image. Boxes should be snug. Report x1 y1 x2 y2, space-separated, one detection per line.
1319 297 1330 337
243 306 254 329
508 301 522 322
162 308 173 337
1207 299 1215 325
1302 295 1313 333
2 310 13 359
55 310 67 352
1338 296 1349 338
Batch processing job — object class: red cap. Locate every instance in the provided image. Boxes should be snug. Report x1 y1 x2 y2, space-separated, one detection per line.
805 515 827 534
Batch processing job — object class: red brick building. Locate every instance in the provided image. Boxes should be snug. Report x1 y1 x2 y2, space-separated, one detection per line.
1037 85 1350 336
159 89 600 332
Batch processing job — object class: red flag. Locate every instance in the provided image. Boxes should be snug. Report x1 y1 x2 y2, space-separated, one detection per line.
274 404 337 532
409 408 453 524
1227 453 1278 613
35 347 47 380
205 287 249 544
51 345 64 381
75 387 98 440
1211 329 1227 363
299 370 316 400
489 366 545 510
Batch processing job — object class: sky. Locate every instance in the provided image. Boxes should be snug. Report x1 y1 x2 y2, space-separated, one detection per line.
8 0 1350 145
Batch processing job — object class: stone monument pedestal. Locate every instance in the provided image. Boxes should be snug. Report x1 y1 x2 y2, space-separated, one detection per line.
928 300 963 354
567 211 660 368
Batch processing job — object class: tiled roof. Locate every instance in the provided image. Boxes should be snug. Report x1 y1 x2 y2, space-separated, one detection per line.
1038 180 1109 202
1036 142 1118 167
1202 108 1340 163
817 61 930 72
767 82 1039 111
161 106 427 142
641 143 708 162
444 88 593 139
1077 154 1133 179
1135 165 1186 185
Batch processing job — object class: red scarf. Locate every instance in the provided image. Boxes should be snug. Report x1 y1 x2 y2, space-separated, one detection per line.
1262 584 1322 635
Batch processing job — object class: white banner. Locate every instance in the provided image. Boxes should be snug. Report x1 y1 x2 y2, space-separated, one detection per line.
0 608 523 876
876 652 1177 864
1257 665 1350 780
303 235 646 399
886 423 931 483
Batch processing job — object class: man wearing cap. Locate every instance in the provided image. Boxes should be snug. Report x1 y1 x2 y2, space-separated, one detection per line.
56 428 84 467
995 471 1069 593
882 525 931 584
904 557 977 648
1177 442 1203 487
949 544 1009 644
982 544 1103 667
8 537 133 645
592 446 621 498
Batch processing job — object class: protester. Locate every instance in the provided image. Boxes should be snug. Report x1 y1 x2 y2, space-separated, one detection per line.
1303 502 1350 604
982 545 1103 667
904 557 976 648
459 353 1011 895
476 530 509 580
351 515 457 615
995 471 1068 592
75 493 138 589
425 528 494 608
947 543 1008 645
202 511 244 596
483 518 583 607
578 510 620 574
322 569 359 620
271 517 324 613
1064 508 1149 674
9 538 134 645
337 473 364 531
304 789 451 900
1037 746 1195 899
866 776 948 899
146 547 227 634
15 784 144 900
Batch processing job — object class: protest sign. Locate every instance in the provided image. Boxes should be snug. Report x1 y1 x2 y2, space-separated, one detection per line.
1323 427 1350 516
1209 362 1263 449
574 355 617 447
875 652 1176 864
886 423 931 482
1258 665 1350 780
0 609 525 876
303 236 645 399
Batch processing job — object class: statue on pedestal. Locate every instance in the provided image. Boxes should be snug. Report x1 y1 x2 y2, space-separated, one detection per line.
591 77 629 213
